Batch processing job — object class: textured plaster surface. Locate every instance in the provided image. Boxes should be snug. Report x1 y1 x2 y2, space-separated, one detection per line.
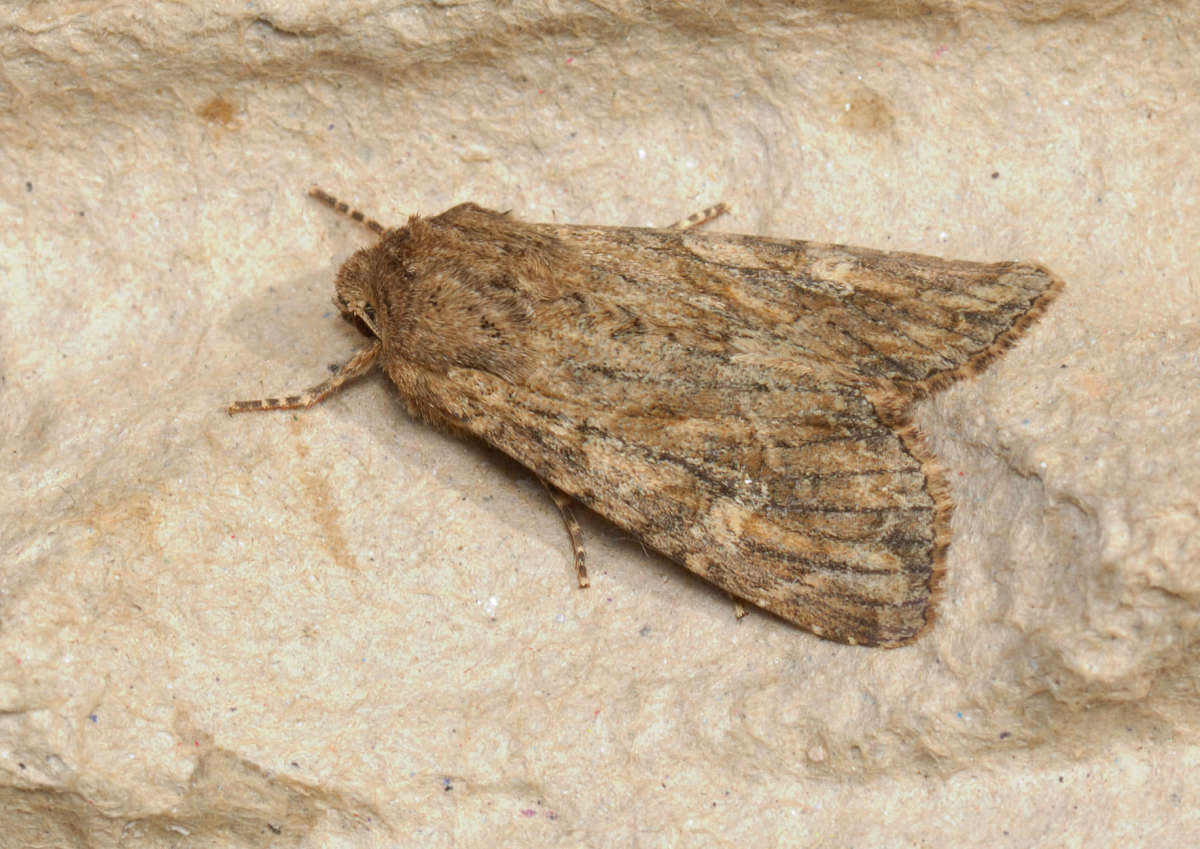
1 1 1198 846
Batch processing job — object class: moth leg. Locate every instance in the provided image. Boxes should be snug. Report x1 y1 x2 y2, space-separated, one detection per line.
308 187 387 236
728 596 749 620
540 478 590 588
227 340 381 415
669 202 730 231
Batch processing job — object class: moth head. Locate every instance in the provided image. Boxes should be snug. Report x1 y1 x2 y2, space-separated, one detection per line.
333 248 383 339
328 209 567 381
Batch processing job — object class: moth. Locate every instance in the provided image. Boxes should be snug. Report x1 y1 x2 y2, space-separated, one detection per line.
230 188 1062 647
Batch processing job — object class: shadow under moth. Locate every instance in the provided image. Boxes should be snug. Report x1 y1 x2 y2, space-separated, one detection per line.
230 188 1062 648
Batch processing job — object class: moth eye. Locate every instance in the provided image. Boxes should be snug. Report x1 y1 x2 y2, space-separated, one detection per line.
363 303 377 322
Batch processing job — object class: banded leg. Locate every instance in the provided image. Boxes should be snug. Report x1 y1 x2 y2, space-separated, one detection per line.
308 187 387 236
668 202 730 231
227 340 382 414
540 478 589 588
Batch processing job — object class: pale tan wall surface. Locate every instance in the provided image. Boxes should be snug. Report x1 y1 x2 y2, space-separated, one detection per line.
1 2 1197 846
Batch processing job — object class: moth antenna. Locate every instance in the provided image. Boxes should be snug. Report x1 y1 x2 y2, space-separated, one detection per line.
308 186 386 236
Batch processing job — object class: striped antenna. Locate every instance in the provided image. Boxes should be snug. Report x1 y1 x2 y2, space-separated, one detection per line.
308 187 386 235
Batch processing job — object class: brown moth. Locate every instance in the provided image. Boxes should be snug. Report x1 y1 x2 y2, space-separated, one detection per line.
230 188 1062 648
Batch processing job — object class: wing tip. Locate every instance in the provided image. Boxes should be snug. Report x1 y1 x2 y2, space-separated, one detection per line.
860 396 952 650
860 261 1066 646
907 261 1066 399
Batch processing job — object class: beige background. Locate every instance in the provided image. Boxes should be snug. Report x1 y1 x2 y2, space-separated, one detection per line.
2 1 1198 846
